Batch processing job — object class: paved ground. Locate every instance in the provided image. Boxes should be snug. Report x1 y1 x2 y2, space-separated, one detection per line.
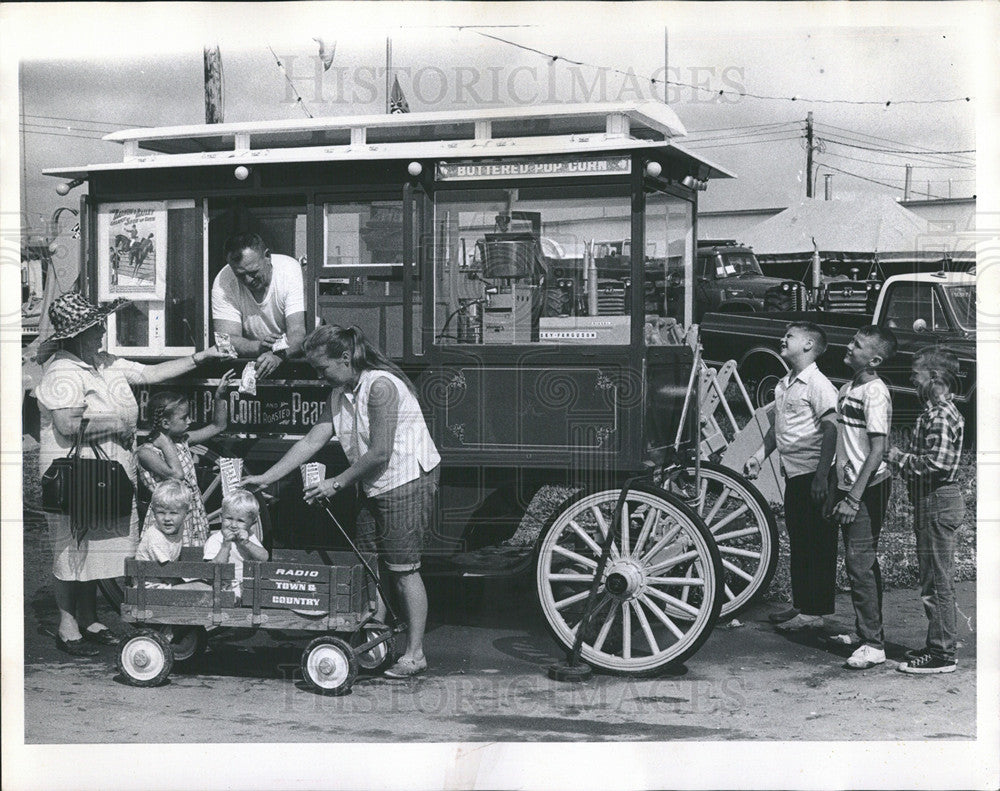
19 513 977 744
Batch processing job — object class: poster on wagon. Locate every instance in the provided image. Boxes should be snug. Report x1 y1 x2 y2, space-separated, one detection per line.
96 202 167 300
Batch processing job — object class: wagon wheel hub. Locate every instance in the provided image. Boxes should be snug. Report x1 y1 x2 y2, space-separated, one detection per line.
317 658 337 677
133 651 150 669
603 559 646 600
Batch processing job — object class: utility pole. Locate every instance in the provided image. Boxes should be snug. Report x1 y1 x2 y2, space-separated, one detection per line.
903 164 912 200
663 27 668 104
385 38 392 114
204 45 223 124
805 112 814 198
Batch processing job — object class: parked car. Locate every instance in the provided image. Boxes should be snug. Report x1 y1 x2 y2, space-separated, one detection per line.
699 271 976 433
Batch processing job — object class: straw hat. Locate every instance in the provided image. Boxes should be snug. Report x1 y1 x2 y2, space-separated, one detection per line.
44 292 130 342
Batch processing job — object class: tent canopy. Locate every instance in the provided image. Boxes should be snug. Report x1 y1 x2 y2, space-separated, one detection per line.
740 194 931 255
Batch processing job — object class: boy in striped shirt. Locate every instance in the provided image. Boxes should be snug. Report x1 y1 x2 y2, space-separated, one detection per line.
889 346 966 674
829 325 898 670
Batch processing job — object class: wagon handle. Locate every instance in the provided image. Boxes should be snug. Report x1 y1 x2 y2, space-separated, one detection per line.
316 501 403 628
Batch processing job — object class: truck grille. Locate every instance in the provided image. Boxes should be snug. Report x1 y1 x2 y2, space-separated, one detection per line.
597 283 627 315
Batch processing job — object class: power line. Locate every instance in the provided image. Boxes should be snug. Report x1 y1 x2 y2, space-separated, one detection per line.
23 112 150 129
820 146 975 171
469 30 974 107
686 120 802 135
815 128 975 170
684 123 802 142
814 121 974 166
22 120 122 136
20 128 110 142
685 135 803 150
818 137 973 156
818 161 948 199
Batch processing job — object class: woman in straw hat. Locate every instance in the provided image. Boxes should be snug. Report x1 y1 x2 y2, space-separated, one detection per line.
35 292 230 656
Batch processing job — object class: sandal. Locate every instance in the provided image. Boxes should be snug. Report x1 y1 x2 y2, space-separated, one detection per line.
383 657 427 678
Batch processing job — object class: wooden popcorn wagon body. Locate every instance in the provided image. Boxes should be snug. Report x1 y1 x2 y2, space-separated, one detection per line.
48 102 778 675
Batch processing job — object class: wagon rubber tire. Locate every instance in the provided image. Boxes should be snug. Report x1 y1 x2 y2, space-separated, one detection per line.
301 636 357 695
351 624 397 673
663 463 779 618
117 629 174 687
164 626 208 663
534 483 724 676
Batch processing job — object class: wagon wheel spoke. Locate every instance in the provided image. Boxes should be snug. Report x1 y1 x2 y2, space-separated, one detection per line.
620 603 631 659
630 600 659 655
638 521 683 564
638 593 686 640
592 599 618 652
632 507 659 559
619 502 631 557
719 546 763 561
721 558 755 583
706 504 749 534
551 544 599 570
589 506 622 561
566 519 604 558
554 589 592 611
703 485 730 525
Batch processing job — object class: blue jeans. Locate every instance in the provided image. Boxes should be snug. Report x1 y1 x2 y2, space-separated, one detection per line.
913 484 966 661
837 478 891 649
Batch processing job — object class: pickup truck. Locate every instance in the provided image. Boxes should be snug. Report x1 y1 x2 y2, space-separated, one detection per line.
688 244 809 322
699 271 977 429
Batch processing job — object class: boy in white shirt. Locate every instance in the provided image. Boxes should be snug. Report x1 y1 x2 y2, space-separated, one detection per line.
745 322 839 631
828 325 898 670
135 480 190 586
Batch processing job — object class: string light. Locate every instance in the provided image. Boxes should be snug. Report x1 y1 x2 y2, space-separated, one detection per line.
469 31 974 107
267 45 314 119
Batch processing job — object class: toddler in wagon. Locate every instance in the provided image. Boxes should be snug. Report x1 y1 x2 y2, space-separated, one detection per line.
134 480 191 587
203 489 269 601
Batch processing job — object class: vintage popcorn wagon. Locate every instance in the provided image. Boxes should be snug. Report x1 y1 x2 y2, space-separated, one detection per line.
48 102 778 675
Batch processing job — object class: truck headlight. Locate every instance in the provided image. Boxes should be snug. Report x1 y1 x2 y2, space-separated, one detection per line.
781 283 790 291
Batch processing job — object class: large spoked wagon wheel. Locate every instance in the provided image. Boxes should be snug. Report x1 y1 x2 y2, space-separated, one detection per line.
534 483 724 676
660 462 778 618
301 636 357 695
117 629 174 687
98 443 273 611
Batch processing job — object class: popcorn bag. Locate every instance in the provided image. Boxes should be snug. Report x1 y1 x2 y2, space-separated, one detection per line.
271 334 289 353
239 361 257 396
213 331 237 357
299 462 327 489
218 457 244 497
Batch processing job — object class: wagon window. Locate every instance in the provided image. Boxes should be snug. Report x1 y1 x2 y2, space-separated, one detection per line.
433 186 632 345
645 191 695 328
100 201 204 356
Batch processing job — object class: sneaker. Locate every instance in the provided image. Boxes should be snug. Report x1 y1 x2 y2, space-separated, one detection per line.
905 646 931 661
845 644 886 669
897 653 957 674
767 607 800 624
775 613 824 632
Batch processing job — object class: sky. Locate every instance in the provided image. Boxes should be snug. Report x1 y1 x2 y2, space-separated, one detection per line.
5 1 990 248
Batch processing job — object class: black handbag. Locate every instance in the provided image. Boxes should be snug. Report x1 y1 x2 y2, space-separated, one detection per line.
41 419 135 544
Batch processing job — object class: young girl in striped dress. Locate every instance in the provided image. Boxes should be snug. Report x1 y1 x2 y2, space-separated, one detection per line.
136 370 235 546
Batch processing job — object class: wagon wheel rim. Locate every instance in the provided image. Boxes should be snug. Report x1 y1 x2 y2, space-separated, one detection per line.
305 644 352 689
166 626 205 662
678 466 776 617
536 487 720 674
120 635 168 682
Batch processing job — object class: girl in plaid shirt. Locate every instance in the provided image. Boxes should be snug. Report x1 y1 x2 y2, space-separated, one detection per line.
889 346 966 674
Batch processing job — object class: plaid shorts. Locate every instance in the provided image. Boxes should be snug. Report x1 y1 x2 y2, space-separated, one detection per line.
355 467 440 572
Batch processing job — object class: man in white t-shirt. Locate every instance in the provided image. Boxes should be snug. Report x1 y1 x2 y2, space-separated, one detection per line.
211 233 306 378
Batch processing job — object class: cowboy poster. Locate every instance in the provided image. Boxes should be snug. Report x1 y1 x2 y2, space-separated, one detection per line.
96 203 167 300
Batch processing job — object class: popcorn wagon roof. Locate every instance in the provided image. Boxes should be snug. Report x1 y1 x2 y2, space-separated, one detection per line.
44 102 734 181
